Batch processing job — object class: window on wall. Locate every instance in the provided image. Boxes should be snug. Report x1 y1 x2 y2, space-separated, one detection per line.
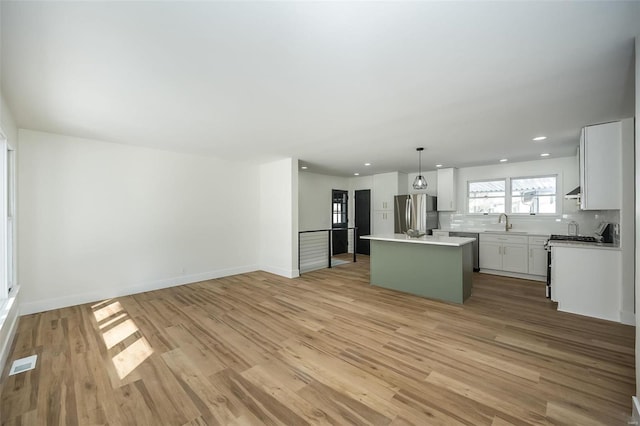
511 176 557 214
468 179 506 214
467 175 558 215
0 136 16 299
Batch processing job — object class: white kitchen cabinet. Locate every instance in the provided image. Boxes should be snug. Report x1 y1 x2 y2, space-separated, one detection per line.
479 241 502 270
502 244 528 273
372 172 407 234
528 236 548 276
436 168 457 211
373 172 407 211
551 246 621 322
372 211 394 235
479 234 528 273
580 121 621 210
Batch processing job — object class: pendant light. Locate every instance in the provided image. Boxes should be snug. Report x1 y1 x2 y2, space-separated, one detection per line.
412 147 428 190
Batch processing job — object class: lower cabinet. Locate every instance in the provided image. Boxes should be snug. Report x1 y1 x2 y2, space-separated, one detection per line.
479 234 528 273
479 241 502 270
502 243 528 273
373 210 394 235
528 236 548 276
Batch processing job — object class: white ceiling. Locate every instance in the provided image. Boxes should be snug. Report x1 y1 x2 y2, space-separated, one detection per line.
1 1 638 176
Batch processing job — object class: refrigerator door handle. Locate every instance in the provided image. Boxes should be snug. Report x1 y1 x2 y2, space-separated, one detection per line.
406 198 411 231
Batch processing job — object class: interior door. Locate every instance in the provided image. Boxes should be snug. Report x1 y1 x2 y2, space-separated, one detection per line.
331 190 348 255
355 190 371 255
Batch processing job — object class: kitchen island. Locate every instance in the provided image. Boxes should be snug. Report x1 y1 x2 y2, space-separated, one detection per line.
361 234 475 304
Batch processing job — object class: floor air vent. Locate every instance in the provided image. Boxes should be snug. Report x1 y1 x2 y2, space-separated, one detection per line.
9 355 37 376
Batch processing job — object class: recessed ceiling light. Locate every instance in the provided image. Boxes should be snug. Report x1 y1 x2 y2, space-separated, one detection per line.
436 164 443 168
364 163 371 166
533 136 547 141
500 158 508 162
354 173 360 176
540 153 550 157
301 166 308 170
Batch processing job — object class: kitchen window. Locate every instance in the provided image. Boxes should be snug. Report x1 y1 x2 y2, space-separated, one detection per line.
468 179 506 214
511 175 557 214
467 175 558 215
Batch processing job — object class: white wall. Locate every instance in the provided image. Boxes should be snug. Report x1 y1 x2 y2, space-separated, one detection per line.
259 158 298 278
635 35 640 405
18 130 260 314
0 96 17 144
620 118 635 324
298 172 348 231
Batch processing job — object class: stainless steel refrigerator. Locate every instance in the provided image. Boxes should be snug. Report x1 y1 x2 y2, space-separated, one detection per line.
394 194 439 235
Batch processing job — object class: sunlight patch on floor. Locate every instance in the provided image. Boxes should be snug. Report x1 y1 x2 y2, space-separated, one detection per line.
92 300 153 380
112 337 154 379
93 301 124 323
102 319 139 349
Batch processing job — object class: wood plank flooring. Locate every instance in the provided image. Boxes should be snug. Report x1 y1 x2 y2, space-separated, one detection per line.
1 257 635 425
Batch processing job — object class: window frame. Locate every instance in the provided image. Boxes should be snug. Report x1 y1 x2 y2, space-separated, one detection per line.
466 174 559 216
509 174 558 215
331 189 348 229
466 178 507 215
0 131 16 301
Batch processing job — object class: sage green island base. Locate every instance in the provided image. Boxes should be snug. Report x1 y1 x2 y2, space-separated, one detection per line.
365 235 474 304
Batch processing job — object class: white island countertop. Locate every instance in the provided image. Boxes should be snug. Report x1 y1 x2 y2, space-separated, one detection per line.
361 234 476 247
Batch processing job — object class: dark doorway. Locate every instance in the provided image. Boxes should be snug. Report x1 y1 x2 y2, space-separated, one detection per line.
355 190 371 255
331 189 348 255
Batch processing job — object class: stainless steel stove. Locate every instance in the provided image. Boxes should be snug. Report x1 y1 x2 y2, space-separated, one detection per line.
548 234 598 243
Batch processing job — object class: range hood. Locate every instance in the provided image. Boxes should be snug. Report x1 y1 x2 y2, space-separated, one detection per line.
565 186 581 199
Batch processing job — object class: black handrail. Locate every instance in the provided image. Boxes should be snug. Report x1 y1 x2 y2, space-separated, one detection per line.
298 227 358 273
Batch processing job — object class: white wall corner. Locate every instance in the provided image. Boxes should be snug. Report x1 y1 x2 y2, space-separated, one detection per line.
620 310 636 326
632 396 640 425
291 157 299 277
635 34 640 400
258 157 297 278
259 265 299 279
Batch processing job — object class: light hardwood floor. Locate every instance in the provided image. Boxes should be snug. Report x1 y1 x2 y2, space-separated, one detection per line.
1 257 635 425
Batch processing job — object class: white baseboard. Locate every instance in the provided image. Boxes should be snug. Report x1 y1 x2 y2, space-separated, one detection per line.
20 264 259 315
479 269 546 282
620 310 635 326
259 265 300 279
557 303 621 324
632 396 640 425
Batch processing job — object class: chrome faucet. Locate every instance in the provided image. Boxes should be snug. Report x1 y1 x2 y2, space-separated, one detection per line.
498 213 513 231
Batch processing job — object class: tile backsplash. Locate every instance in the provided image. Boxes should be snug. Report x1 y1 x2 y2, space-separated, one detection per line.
438 210 620 236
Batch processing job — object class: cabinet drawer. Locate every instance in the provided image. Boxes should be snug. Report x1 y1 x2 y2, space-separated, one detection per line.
480 234 527 245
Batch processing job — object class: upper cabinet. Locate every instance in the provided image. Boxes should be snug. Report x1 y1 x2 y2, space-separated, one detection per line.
372 172 407 211
436 168 457 211
372 172 407 235
580 122 621 210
